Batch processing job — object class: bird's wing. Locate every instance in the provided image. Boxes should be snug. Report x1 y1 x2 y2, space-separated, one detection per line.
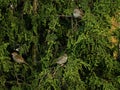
15 55 25 63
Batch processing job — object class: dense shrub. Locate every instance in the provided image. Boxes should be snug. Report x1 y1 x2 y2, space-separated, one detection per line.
0 0 120 90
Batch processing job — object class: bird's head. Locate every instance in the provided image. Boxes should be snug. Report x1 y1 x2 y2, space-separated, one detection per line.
63 53 67 57
11 52 18 57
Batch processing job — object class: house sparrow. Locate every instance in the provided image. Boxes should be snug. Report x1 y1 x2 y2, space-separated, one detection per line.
11 52 28 65
56 54 68 66
73 8 84 18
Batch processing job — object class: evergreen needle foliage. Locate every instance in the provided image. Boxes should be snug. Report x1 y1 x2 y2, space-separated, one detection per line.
0 0 120 90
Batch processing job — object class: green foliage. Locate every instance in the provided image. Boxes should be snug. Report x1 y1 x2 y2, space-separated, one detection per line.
0 0 120 90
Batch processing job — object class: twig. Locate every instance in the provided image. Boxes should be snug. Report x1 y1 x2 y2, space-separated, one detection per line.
57 15 72 18
13 64 20 85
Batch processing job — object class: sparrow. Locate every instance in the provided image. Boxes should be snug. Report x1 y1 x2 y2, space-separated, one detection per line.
11 52 28 65
56 54 68 66
73 8 84 18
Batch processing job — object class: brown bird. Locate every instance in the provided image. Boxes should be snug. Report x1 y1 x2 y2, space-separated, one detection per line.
11 52 28 65
73 8 84 18
52 54 68 76
56 54 68 66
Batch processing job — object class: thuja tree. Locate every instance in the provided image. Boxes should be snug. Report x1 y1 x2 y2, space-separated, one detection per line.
0 0 120 90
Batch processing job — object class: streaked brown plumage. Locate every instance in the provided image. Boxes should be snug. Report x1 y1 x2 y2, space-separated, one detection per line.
73 8 84 18
11 52 28 65
56 54 68 66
